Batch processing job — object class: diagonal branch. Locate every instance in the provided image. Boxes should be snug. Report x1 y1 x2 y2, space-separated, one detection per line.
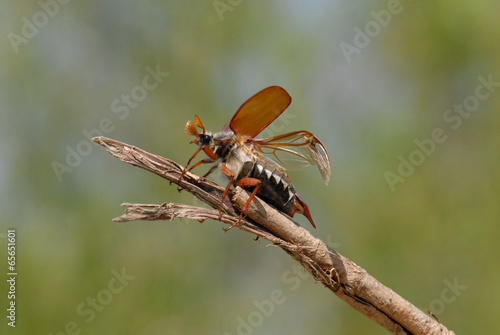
92 136 455 335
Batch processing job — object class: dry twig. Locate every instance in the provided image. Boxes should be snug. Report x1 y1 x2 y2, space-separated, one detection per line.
92 136 455 335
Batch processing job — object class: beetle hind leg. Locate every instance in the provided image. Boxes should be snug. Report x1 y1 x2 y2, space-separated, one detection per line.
222 177 262 232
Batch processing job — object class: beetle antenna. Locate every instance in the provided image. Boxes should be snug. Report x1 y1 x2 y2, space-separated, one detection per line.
185 120 199 136
194 115 206 134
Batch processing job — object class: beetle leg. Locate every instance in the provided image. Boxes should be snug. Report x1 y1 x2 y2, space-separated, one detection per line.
200 164 219 180
188 158 215 173
223 177 262 232
179 146 217 182
219 163 235 221
179 146 203 182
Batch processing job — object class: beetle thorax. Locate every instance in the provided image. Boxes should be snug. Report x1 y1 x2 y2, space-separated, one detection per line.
208 130 235 159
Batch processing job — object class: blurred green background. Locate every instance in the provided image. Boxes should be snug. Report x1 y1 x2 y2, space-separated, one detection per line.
1 1 499 334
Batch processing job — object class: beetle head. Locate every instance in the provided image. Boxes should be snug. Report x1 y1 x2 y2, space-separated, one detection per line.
185 115 211 146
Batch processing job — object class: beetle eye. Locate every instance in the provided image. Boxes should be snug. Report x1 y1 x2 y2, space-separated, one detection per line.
199 134 211 145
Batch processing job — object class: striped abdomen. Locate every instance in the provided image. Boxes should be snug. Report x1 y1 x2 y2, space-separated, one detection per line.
236 159 297 214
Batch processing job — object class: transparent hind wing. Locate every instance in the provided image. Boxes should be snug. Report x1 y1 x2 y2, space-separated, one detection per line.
250 131 331 185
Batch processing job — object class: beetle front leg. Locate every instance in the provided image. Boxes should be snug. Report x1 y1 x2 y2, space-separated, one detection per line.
179 145 217 183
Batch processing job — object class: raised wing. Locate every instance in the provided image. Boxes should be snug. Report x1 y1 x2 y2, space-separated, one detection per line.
229 86 291 138
250 131 331 185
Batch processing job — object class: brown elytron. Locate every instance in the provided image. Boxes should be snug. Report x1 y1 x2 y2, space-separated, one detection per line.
180 86 331 231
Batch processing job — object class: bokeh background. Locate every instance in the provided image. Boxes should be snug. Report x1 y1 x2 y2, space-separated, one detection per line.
1 1 499 334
